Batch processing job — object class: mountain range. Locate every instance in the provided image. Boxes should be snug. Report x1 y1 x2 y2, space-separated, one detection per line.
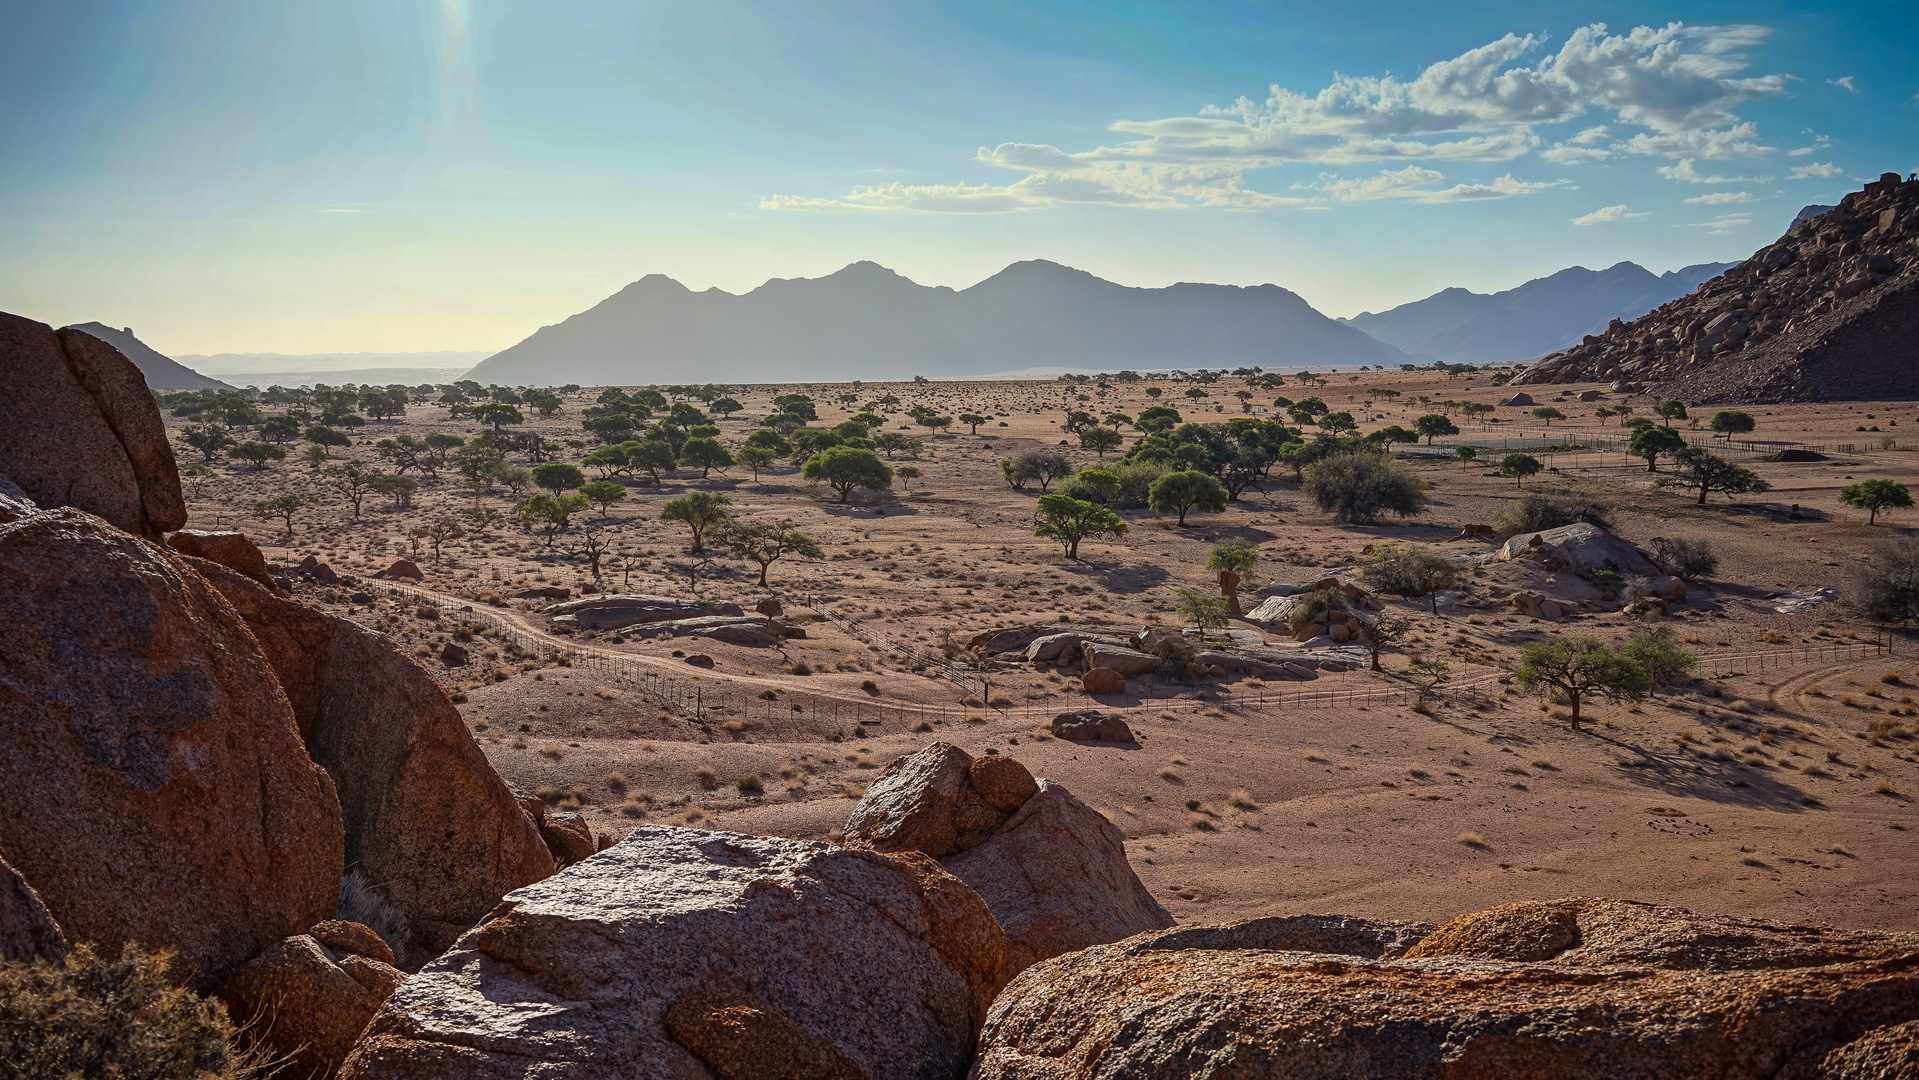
64 323 231 390
1342 260 1738 365
463 260 1415 384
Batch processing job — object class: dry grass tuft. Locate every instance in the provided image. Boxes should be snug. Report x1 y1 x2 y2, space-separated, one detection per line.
1303 751 1329 763
537 741 566 758
1187 813 1218 831
1157 766 1184 783
695 766 719 790
1227 789 1261 811
1454 831 1491 851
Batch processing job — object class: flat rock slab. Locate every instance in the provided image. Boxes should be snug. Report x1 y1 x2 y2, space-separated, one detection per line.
340 826 1006 1080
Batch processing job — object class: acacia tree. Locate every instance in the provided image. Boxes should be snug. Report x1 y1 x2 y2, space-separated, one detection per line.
324 461 379 518
1499 453 1541 487
1032 493 1129 559
181 424 234 461
579 480 628 516
1628 426 1687 472
1361 544 1458 614
1079 427 1123 456
1148 470 1228 526
1709 410 1756 441
252 493 305 536
531 462 585 496
678 437 735 477
416 513 466 563
739 445 777 481
1512 637 1650 730
958 412 988 434
1658 446 1770 504
719 520 824 586
660 491 734 552
472 403 525 432
1414 413 1458 445
801 446 893 503
227 441 285 470
520 492 588 546
1839 479 1914 524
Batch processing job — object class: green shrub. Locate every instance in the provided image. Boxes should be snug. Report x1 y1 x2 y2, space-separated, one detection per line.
1300 451 1429 523
1287 588 1349 632
1493 491 1614 537
0 946 255 1080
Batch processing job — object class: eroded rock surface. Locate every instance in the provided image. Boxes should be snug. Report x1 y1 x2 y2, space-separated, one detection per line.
167 529 278 590
339 827 1005 1080
218 925 407 1080
0 510 342 990
973 901 1919 1079
0 851 68 964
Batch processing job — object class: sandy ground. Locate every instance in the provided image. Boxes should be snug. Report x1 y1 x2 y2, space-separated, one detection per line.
175 370 1919 930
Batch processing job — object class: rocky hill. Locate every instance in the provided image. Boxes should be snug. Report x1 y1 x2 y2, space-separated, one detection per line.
463 260 1413 384
63 322 232 390
1513 173 1919 403
1346 260 1736 364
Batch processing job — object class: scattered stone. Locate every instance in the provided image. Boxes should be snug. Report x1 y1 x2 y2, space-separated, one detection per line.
376 559 423 581
540 811 597 868
439 642 468 665
1049 711 1135 743
1081 667 1127 695
755 596 784 617
682 653 715 668
1502 392 1536 406
218 928 407 1080
0 511 343 991
339 827 1007 1080
298 554 343 586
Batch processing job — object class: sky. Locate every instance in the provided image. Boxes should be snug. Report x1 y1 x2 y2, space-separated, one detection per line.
1 1 1914 356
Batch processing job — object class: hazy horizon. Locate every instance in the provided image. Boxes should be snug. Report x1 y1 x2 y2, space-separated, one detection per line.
4 2 1911 357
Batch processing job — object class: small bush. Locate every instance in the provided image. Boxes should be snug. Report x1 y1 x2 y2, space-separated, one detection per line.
1493 491 1614 537
737 774 764 795
1857 535 1919 624
0 946 255 1080
695 766 719 790
859 679 879 694
1653 536 1718 579
1286 588 1349 632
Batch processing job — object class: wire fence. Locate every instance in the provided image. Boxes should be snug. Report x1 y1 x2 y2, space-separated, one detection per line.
359 580 1895 735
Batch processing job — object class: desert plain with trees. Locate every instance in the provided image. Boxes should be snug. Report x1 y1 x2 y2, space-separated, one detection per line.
162 363 1919 932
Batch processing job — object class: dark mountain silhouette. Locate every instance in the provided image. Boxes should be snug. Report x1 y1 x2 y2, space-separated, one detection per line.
63 323 232 390
463 260 1413 384
1344 261 1738 364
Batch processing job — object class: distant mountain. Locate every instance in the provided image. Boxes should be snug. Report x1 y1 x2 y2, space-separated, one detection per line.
63 323 231 390
463 260 1413 384
1342 261 1739 364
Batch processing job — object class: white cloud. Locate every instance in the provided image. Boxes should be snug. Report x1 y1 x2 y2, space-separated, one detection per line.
1572 204 1648 225
765 21 1782 212
1788 162 1843 179
1657 157 1773 183
1789 134 1831 157
1831 75 1857 92
1316 167 1566 203
1681 213 1753 234
1683 190 1756 204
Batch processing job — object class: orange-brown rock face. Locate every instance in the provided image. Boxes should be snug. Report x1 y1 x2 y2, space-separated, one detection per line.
0 510 343 990
0 313 184 539
190 558 555 967
167 529 279 591
972 900 1919 1079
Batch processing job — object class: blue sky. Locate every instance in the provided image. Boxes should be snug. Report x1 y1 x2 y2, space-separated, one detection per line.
1 1 1913 354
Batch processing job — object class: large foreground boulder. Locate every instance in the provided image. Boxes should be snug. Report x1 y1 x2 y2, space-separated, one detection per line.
972 900 1919 1079
843 744 1171 977
0 510 343 990
945 780 1175 975
167 528 279 591
216 922 407 1080
339 826 1007 1080
191 559 555 968
0 313 185 539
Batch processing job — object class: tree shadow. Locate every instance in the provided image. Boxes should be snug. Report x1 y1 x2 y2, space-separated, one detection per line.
1061 561 1172 592
1591 730 1815 812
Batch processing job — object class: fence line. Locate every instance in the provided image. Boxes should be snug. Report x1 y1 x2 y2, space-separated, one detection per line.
356 580 1892 734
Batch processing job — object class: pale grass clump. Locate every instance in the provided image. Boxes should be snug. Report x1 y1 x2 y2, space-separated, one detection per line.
1227 789 1261 810
1455 831 1490 851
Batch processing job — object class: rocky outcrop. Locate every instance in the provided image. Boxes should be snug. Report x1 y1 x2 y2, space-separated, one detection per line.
972 900 1919 1079
843 744 1169 977
1403 897 1919 970
542 593 744 630
167 529 279 591
1513 174 1919 404
945 780 1174 974
217 924 407 1080
0 313 185 539
1081 668 1127 695
0 850 68 964
539 811 596 867
843 742 1012 857
339 827 1006 1080
190 558 554 968
0 510 343 990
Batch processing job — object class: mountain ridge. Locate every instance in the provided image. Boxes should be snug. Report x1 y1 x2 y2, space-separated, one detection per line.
1343 260 1738 365
62 323 232 390
464 260 1414 384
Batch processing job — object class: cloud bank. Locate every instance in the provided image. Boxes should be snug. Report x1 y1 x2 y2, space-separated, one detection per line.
766 21 1783 213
